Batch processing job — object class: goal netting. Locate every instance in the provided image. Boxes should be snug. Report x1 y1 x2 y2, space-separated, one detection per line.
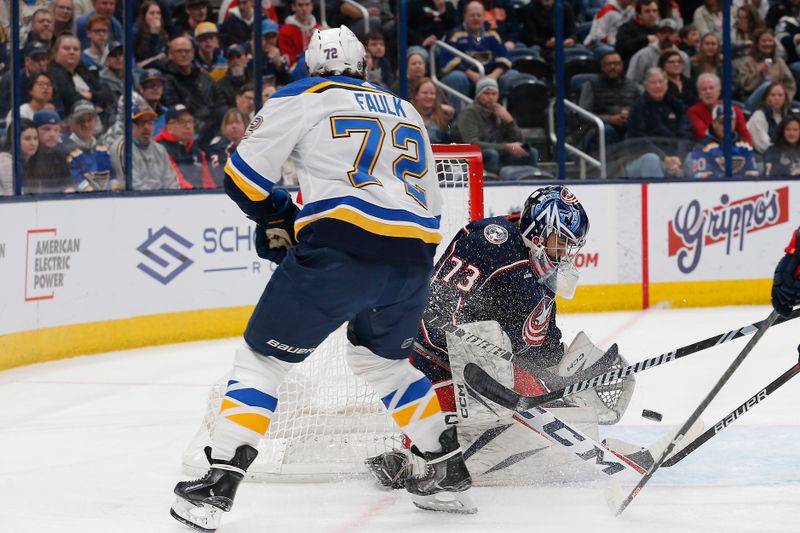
182 144 484 481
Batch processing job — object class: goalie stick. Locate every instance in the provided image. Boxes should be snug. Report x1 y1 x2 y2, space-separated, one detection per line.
661 350 800 468
459 308 800 412
614 309 779 516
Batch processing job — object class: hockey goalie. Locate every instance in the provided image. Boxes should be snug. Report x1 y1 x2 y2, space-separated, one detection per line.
367 186 637 487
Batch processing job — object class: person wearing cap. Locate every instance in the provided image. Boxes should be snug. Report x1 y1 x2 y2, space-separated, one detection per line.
626 18 689 85
453 77 540 179
278 0 320 69
178 0 211 37
62 99 118 191
615 0 659 66
193 21 228 82
0 40 52 145
253 18 292 86
81 15 111 69
110 102 179 191
213 44 252 110
163 36 215 131
76 0 123 49
689 104 758 179
219 0 254 49
100 41 125 109
138 69 168 136
154 104 216 189
24 109 74 194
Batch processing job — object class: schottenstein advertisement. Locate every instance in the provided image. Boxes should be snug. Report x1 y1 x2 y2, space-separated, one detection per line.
647 181 800 283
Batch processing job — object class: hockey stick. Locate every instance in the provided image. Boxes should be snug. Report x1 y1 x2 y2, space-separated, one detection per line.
662 351 800 468
459 308 800 412
614 309 779 516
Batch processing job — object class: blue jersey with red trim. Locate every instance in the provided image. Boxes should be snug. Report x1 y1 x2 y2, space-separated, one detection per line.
414 216 563 379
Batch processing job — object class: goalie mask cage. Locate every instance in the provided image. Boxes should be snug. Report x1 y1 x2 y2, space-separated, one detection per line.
182 144 484 481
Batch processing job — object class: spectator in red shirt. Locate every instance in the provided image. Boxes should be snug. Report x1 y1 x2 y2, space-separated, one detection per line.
155 104 216 189
687 72 752 143
278 0 320 69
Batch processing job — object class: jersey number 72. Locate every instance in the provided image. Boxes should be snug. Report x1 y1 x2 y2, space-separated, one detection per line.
330 116 429 209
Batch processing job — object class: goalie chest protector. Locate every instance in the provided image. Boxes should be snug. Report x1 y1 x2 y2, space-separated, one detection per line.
419 216 563 366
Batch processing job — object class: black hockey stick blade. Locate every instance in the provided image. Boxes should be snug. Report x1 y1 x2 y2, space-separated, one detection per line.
662 351 800 467
490 307 800 411
615 309 779 516
463 362 525 411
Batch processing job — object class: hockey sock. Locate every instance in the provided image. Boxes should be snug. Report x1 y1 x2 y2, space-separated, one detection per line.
211 344 291 461
346 344 447 453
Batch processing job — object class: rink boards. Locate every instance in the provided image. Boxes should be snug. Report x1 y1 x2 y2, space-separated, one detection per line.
0 180 798 368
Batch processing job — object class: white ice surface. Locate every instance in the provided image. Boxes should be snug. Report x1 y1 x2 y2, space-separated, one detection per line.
1 305 798 533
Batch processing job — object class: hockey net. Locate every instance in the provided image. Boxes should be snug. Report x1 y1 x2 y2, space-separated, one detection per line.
182 144 484 481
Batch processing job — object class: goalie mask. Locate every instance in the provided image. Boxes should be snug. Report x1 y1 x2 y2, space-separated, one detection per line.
305 26 366 78
519 186 589 299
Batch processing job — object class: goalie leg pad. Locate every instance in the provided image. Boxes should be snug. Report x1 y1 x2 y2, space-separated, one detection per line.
210 344 291 461
346 343 447 453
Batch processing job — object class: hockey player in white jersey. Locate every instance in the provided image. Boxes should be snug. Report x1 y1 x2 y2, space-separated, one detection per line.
170 26 475 532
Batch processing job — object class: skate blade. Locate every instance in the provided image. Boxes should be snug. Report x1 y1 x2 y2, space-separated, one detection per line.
411 489 478 514
170 497 223 532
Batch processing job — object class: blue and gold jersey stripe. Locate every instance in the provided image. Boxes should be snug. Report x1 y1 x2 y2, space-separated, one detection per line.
225 151 275 201
295 196 442 244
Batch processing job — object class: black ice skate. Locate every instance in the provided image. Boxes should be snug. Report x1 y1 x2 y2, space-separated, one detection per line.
170 445 258 532
405 427 477 514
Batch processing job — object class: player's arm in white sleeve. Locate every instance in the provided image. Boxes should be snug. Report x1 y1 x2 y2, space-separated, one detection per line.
223 94 308 220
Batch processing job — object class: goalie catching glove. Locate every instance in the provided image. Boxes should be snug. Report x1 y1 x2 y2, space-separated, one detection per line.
535 331 635 425
250 188 299 264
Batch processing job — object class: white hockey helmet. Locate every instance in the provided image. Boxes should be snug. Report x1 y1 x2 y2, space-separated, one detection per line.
305 26 366 78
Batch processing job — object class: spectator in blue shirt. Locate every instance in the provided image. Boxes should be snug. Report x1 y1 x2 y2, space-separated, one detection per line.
76 0 123 49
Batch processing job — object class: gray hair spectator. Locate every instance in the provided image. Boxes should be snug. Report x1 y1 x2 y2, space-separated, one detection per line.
24 109 74 194
747 82 791 153
452 77 541 180
63 99 119 191
155 104 216 189
623 67 693 177
688 72 753 143
110 102 179 190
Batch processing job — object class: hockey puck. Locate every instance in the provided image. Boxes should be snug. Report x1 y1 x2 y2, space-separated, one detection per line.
641 409 663 422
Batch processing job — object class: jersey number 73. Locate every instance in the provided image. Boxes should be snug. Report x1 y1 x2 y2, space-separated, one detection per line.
330 116 429 209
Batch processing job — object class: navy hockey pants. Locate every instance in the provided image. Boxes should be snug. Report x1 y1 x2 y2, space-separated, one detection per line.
244 240 433 363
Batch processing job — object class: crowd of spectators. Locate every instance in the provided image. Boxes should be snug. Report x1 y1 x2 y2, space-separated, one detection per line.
2 0 800 195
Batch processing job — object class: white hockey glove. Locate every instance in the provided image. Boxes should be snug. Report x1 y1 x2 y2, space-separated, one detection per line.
542 331 635 425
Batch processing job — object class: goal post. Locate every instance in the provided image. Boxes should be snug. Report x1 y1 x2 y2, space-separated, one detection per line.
182 144 485 482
